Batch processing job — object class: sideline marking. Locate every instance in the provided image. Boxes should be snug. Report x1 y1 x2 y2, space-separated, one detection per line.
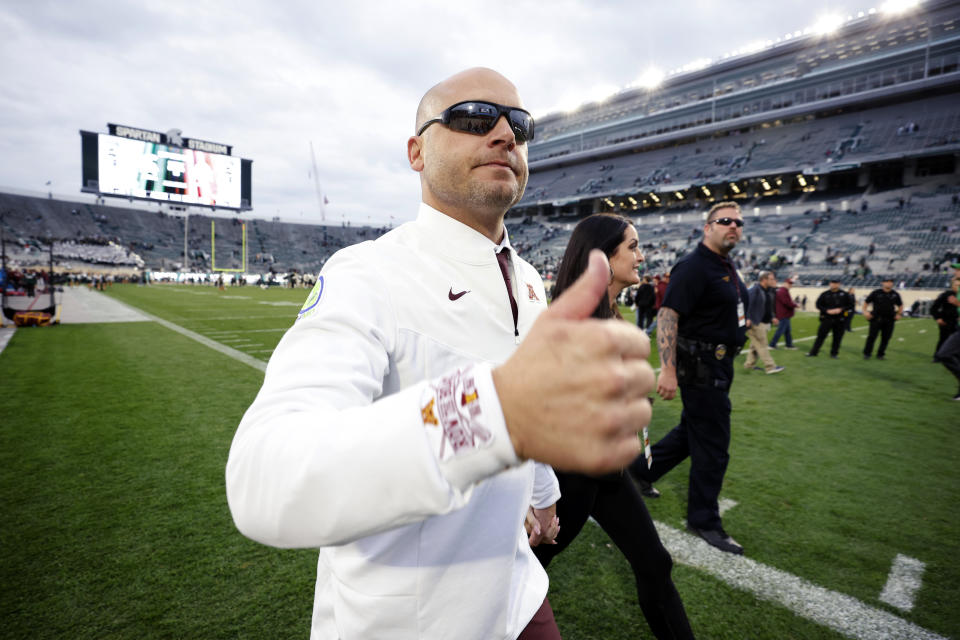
0 327 16 357
653 522 945 640
208 327 287 334
585 518 943 638
110 297 267 372
879 554 926 612
718 498 738 515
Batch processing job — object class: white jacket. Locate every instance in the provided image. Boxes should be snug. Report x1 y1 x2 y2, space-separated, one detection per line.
226 203 560 640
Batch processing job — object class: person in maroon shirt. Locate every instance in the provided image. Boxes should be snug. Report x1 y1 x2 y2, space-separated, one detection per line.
768 278 799 349
654 273 669 311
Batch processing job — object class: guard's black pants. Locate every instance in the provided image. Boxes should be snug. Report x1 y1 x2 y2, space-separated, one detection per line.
935 323 956 357
534 471 694 640
636 305 656 330
809 318 845 356
630 384 731 532
864 318 895 357
936 330 960 385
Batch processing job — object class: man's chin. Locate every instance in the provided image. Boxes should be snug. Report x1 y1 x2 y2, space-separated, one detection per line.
477 183 522 210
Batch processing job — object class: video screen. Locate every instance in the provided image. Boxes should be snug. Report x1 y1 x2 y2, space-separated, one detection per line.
97 134 242 208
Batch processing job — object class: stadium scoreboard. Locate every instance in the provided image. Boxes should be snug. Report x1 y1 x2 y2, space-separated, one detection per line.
80 124 252 211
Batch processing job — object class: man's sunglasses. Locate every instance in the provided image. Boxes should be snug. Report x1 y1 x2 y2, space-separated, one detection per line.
417 101 535 143
708 217 744 228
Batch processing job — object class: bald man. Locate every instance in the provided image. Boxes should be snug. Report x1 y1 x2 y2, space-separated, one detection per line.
226 68 655 639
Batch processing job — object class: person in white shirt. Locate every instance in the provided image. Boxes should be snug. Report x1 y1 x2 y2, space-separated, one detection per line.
226 67 655 640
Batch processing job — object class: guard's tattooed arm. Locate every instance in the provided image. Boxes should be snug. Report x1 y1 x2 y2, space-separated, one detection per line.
656 307 680 401
657 307 679 373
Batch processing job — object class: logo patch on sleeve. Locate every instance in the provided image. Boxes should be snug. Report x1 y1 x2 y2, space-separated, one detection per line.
297 276 324 319
420 367 492 461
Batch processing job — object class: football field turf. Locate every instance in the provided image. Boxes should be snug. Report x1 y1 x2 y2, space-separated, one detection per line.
1 283 957 639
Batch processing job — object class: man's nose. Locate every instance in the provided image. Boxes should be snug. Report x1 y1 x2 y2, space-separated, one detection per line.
487 115 517 149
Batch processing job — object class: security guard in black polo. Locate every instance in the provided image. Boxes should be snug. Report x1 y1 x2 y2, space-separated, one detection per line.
862 277 903 360
629 201 748 555
807 278 849 358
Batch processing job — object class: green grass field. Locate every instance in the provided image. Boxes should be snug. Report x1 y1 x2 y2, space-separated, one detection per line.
1 283 957 639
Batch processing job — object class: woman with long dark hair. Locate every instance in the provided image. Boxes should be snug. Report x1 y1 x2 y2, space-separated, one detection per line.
534 214 694 639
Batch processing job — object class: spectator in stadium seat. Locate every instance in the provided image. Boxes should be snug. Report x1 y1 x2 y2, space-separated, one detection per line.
629 201 750 555
225 67 655 640
533 214 694 640
806 279 850 358
862 278 903 360
743 271 784 374
769 278 799 349
931 277 959 359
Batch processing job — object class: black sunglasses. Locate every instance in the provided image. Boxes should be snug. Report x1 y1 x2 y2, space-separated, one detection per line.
417 100 535 143
708 217 744 228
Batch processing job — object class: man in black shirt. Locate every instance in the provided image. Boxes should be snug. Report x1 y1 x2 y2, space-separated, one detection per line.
634 275 656 331
807 279 849 358
935 278 960 400
629 201 749 555
930 277 958 358
862 277 903 360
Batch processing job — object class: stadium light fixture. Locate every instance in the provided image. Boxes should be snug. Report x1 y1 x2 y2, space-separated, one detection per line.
674 192 685 200
811 13 845 35
635 68 665 89
649 193 660 203
880 0 921 14
701 186 712 197
797 174 808 187
587 83 621 104
679 58 712 73
730 183 740 194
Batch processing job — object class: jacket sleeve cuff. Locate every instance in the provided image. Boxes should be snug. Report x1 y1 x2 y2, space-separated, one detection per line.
420 362 521 492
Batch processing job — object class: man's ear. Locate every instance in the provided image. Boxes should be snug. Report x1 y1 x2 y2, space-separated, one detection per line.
407 136 424 172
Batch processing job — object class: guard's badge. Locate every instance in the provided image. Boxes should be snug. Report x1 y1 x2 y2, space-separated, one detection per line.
715 344 728 360
297 276 324 320
526 283 540 301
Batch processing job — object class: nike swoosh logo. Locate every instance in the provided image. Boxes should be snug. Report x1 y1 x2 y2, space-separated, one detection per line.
448 287 470 301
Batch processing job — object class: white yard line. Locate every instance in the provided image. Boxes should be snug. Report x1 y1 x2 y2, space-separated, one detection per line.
587 513 944 637
0 326 16 356
652 522 945 640
211 327 288 334
109 297 267 373
718 498 738 516
879 554 926 612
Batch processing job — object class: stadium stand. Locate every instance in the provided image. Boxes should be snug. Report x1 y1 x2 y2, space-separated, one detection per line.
1 185 956 289
0 192 388 276
497 0 960 290
2 2 958 294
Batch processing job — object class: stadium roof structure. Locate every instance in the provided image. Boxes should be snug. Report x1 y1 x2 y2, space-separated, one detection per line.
519 0 960 211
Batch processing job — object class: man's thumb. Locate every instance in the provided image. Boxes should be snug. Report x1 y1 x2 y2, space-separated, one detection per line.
548 250 609 320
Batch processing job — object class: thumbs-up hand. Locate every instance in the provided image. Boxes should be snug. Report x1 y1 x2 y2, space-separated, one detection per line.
492 250 654 474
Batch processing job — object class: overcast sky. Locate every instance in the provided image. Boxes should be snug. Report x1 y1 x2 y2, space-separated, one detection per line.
0 0 891 226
